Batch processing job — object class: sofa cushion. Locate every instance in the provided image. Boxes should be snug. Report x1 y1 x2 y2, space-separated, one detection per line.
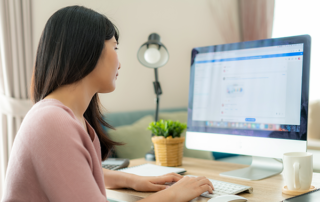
108 115 154 160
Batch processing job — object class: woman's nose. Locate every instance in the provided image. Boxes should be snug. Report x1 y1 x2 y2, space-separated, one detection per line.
118 62 121 70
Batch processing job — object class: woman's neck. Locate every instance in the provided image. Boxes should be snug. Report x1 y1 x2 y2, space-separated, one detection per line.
44 79 96 127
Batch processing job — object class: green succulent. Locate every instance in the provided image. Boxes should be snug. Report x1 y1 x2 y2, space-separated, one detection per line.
147 119 187 138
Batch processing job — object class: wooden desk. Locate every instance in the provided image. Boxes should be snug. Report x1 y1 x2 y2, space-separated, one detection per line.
106 157 320 202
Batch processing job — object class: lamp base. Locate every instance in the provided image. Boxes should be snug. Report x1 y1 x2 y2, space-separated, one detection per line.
145 148 156 161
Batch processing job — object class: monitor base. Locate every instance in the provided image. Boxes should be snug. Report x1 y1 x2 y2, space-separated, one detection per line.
220 156 283 180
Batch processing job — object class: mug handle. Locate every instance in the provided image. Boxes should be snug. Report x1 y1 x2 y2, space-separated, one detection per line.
293 162 300 190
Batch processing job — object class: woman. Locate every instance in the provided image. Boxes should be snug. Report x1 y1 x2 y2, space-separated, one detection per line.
2 6 213 202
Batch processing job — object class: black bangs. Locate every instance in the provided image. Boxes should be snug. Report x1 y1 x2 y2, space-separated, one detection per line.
104 16 119 43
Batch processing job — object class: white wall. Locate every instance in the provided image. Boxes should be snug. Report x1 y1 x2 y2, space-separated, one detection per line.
31 0 240 112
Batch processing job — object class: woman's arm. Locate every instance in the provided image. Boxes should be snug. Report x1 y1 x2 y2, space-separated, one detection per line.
103 168 182 191
103 169 213 202
103 168 135 189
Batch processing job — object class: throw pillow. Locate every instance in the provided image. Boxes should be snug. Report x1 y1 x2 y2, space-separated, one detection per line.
108 115 154 160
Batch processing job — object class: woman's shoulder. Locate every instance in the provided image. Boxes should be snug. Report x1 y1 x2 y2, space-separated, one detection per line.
27 99 76 123
19 99 83 141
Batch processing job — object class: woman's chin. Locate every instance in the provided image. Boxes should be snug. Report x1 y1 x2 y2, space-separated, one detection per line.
98 85 116 94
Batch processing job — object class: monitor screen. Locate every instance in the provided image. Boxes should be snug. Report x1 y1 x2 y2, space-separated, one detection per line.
187 35 311 142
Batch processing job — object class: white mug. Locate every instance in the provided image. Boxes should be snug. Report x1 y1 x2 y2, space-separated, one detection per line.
283 152 313 190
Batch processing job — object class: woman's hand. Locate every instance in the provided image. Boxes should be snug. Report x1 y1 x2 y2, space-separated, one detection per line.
162 176 214 202
130 173 183 192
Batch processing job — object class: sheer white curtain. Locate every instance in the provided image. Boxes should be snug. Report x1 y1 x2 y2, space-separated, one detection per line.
273 0 320 102
0 0 33 196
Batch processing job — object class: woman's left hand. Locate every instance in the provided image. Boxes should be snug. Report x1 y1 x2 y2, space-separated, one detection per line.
130 173 183 192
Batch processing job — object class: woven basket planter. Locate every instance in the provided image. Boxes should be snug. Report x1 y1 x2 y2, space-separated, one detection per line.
152 136 185 167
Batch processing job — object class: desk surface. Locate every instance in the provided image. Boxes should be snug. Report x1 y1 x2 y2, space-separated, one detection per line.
106 157 320 202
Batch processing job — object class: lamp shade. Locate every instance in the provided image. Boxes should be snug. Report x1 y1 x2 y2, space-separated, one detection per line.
137 33 169 68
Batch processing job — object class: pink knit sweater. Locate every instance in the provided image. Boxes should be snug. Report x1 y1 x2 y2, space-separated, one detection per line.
2 99 108 202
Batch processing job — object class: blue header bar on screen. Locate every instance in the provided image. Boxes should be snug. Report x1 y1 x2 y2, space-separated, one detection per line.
195 52 303 64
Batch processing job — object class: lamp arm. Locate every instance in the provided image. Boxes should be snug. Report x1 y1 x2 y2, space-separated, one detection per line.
153 68 162 122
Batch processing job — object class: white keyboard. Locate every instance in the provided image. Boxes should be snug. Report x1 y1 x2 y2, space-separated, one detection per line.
168 175 253 198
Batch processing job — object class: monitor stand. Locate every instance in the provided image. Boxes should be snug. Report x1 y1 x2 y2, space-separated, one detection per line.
220 156 283 180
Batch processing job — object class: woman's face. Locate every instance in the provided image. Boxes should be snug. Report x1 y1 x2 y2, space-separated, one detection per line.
89 36 120 93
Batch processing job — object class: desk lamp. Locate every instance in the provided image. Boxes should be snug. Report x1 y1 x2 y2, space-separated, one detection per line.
137 33 169 161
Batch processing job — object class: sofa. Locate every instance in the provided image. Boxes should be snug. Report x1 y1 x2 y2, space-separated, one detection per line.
102 108 252 165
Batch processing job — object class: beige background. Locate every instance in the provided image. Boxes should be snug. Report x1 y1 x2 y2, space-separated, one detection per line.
31 0 241 113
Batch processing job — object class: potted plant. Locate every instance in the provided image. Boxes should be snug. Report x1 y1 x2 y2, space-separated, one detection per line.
147 120 187 167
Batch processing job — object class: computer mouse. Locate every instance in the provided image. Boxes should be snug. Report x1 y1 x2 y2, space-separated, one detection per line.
207 195 247 202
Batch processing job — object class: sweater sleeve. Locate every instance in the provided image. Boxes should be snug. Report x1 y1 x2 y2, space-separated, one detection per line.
28 107 107 202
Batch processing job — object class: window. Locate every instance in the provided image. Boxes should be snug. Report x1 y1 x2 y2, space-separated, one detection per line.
273 0 320 101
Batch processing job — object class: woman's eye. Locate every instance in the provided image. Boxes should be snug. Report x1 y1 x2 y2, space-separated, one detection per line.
115 47 118 50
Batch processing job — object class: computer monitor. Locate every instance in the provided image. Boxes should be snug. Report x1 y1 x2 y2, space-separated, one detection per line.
186 35 311 180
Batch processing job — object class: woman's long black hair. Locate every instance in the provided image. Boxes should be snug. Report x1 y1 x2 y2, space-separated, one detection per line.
31 6 121 160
